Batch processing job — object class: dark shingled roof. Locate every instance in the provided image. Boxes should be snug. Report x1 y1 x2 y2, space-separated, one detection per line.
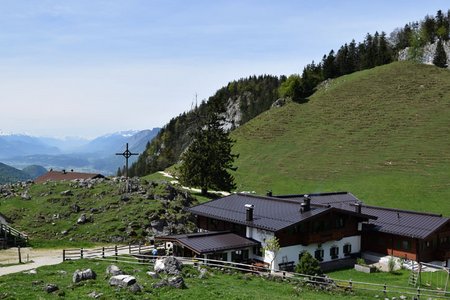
188 193 374 232
34 170 105 183
156 232 258 254
359 205 449 240
278 192 450 240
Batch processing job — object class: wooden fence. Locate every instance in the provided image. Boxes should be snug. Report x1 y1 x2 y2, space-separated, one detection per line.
62 244 153 261
62 246 450 299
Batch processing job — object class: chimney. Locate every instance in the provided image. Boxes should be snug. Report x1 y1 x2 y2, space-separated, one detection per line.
245 204 254 221
355 202 362 214
300 195 311 213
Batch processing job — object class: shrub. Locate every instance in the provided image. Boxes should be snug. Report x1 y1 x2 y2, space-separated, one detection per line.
295 252 322 276
356 258 366 266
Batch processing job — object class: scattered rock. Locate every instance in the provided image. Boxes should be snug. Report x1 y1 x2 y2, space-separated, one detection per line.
21 190 31 200
73 269 97 283
109 274 136 288
61 190 73 196
24 269 37 275
129 283 142 294
120 194 130 202
147 271 159 279
71 204 81 213
106 265 124 276
32 280 43 286
44 283 59 293
198 268 208 279
88 291 103 299
168 276 186 289
77 213 87 224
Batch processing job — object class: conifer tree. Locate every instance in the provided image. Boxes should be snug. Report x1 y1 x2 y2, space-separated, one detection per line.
178 106 238 195
433 39 448 68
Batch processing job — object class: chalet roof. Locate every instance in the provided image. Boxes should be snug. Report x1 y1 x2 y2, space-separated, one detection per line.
34 170 105 184
279 192 450 240
188 193 374 232
359 205 449 240
156 232 258 255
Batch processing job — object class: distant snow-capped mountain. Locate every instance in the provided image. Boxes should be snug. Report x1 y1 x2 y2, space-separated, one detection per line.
0 128 160 175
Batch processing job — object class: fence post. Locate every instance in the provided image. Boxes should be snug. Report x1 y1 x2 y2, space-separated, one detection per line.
80 248 84 259
139 242 141 254
115 245 118 261
129 243 131 254
416 287 420 299
349 279 352 291
383 283 387 295
63 250 65 262
18 246 22 264
283 271 286 279
102 247 105 259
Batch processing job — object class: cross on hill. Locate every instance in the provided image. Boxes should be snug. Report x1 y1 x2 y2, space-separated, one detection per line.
115 143 139 179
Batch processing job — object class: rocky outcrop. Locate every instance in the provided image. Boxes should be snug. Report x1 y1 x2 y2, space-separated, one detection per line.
398 40 450 67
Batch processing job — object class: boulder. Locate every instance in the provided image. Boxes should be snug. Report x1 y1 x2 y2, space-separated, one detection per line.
44 283 59 293
73 269 97 283
106 265 124 276
109 275 136 288
77 214 87 224
154 257 182 275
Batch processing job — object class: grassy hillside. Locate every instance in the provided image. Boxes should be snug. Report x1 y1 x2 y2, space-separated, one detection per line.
0 162 31 184
0 179 197 247
232 62 450 215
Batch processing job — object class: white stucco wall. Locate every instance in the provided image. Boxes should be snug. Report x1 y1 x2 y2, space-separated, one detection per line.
245 225 362 271
262 235 361 271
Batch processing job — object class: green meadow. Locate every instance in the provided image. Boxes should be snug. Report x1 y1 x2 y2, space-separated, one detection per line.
232 62 450 215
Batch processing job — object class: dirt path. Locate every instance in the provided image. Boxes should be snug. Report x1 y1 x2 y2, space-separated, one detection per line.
0 247 63 276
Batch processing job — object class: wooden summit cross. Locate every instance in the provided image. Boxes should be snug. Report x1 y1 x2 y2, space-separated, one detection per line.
115 143 139 179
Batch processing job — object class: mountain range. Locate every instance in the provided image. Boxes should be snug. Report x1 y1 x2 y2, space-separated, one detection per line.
0 128 160 181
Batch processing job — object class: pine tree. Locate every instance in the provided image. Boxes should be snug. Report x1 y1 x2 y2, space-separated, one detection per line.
178 107 238 195
433 39 448 68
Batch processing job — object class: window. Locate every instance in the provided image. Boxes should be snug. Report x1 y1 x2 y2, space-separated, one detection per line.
335 217 345 229
253 245 263 257
314 249 324 262
330 246 339 259
343 244 352 256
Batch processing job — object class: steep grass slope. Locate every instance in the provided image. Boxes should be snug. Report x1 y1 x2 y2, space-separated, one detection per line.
232 62 450 214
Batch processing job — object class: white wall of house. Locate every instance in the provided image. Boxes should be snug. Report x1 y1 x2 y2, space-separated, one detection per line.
258 234 361 271
245 225 362 271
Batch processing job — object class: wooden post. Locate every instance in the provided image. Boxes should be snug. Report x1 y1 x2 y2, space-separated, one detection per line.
102 247 105 259
63 249 66 262
129 243 131 254
18 246 22 264
139 242 141 254
349 279 353 291
115 245 118 261
383 283 386 295
81 248 84 259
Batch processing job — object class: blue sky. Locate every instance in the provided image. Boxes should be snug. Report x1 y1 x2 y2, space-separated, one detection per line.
0 0 448 138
